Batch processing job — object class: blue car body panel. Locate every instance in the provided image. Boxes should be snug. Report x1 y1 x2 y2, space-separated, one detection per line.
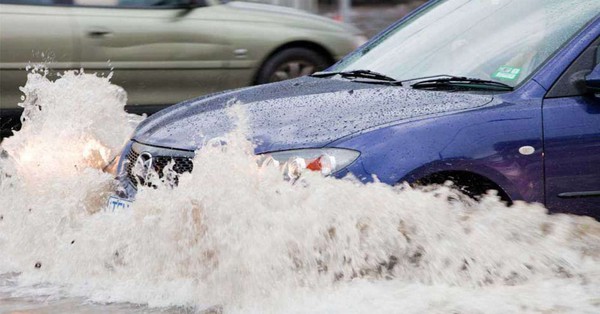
329 81 547 203
121 5 600 219
543 95 600 217
133 79 494 152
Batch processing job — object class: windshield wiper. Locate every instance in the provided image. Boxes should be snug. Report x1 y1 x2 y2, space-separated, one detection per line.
408 75 513 91
311 70 401 84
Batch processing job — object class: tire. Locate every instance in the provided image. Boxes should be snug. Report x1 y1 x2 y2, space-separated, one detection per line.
414 171 512 205
255 47 330 84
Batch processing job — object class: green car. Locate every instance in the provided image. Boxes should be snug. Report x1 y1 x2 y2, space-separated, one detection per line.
0 0 365 135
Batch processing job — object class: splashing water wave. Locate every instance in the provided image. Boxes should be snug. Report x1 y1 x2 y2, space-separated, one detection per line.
0 72 599 313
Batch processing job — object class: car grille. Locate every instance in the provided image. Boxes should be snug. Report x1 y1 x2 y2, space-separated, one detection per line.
125 149 140 185
154 156 195 174
125 143 194 188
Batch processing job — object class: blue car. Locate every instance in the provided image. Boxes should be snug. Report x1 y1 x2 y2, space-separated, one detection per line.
112 0 600 220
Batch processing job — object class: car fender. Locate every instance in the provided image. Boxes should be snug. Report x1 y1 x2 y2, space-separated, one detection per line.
329 87 545 204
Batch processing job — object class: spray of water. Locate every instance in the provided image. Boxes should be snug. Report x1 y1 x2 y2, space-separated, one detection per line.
0 71 599 313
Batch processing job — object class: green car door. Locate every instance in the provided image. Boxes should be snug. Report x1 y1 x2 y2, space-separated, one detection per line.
0 0 76 127
70 0 234 111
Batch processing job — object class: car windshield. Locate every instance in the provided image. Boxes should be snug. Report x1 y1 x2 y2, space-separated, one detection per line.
330 0 600 87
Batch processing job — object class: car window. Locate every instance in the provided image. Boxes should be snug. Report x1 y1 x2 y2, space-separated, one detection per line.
547 36 600 98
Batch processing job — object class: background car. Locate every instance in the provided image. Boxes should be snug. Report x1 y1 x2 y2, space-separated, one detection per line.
113 0 600 220
0 0 365 137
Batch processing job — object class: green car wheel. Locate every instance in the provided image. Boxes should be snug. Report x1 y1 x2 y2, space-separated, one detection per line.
256 48 330 84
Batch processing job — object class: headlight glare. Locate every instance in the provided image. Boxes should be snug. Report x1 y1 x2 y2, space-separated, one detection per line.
262 148 360 179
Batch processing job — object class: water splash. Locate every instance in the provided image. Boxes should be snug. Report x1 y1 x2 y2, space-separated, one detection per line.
0 71 599 313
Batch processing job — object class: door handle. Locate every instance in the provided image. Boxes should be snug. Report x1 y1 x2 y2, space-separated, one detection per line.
87 28 113 38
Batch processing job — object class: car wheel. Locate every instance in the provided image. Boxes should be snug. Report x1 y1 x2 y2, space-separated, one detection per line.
414 171 512 205
256 48 330 84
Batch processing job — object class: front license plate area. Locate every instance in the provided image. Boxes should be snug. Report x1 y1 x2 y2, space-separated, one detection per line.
106 195 133 212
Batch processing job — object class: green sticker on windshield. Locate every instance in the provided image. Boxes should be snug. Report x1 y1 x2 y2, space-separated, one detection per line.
493 66 522 81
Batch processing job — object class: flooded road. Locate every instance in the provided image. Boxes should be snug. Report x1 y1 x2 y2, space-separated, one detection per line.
1 71 599 313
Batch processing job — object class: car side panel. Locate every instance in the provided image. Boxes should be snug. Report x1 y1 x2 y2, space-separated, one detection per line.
0 4 76 110
330 83 546 204
224 24 357 82
543 96 600 218
214 16 359 87
70 5 236 107
216 1 359 61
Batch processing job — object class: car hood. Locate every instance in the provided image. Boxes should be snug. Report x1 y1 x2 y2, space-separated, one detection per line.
133 77 494 153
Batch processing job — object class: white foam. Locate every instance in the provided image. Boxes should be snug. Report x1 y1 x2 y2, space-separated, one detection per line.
0 71 599 313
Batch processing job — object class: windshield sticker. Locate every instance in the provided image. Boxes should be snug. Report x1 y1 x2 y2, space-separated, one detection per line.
493 66 522 81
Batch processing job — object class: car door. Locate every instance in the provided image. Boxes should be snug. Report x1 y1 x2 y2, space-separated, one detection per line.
70 0 232 112
543 35 600 218
0 0 76 126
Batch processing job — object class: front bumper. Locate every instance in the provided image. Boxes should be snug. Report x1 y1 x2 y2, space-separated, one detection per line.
115 140 195 200
113 140 371 200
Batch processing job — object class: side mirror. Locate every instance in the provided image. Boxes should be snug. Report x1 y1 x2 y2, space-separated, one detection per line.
585 64 600 94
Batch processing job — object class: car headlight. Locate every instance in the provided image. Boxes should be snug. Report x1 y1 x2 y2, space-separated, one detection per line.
260 148 360 179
